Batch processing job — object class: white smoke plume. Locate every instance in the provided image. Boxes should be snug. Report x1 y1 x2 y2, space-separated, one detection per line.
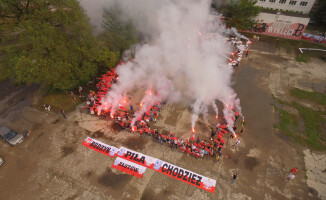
229 27 249 41
82 0 243 133
212 101 219 118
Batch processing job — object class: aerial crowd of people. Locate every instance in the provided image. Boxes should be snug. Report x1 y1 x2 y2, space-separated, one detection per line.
82 38 250 160
83 63 245 160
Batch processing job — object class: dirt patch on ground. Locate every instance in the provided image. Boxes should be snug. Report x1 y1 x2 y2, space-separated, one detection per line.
91 130 104 138
141 185 174 200
303 149 326 199
140 188 157 200
122 136 148 150
52 119 60 124
244 157 260 171
98 168 132 188
61 146 75 157
308 187 319 197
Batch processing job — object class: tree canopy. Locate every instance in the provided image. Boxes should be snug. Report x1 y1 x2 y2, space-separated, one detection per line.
0 0 119 91
221 0 260 30
312 0 326 28
98 8 138 54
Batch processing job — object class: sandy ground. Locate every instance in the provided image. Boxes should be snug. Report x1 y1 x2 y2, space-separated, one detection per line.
0 41 325 200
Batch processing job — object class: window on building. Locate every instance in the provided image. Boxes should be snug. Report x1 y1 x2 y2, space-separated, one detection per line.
299 1 308 6
279 0 287 3
269 0 276 3
289 0 297 5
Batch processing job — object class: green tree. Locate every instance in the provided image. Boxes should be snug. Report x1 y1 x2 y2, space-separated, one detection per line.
0 0 118 91
98 8 138 54
221 0 260 30
312 0 326 28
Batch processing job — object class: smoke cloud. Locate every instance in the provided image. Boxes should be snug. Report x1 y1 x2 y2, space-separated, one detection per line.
81 0 242 134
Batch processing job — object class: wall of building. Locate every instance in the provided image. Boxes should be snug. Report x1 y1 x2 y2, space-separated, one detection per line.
256 0 316 14
252 12 310 40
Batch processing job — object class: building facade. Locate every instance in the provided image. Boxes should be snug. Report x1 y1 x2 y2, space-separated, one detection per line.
252 0 317 40
253 12 310 39
256 0 316 14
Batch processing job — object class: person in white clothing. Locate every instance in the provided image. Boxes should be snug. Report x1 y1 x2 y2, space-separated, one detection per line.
287 173 295 181
234 139 240 150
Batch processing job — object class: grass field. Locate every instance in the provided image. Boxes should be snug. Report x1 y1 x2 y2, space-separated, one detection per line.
292 102 326 149
241 32 326 62
273 88 326 150
290 88 326 105
38 93 82 113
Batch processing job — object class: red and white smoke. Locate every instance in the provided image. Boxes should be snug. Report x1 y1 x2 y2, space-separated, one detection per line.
86 0 243 133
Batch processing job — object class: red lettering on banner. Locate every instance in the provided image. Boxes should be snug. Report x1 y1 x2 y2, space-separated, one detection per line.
250 20 307 40
82 137 117 157
118 147 216 193
112 157 146 178
117 147 156 168
155 162 215 193
82 141 216 193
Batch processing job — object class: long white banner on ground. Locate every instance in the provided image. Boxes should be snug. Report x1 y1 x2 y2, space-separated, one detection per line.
112 157 147 178
82 138 216 193
117 146 216 193
82 137 118 157
116 146 157 168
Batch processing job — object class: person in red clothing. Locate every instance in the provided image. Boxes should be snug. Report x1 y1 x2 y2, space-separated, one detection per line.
291 167 298 175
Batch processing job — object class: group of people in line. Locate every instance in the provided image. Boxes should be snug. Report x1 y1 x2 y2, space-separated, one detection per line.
228 37 252 69
83 69 118 115
82 68 244 159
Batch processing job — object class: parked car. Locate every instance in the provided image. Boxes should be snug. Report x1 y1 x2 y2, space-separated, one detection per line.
0 127 24 145
0 157 3 165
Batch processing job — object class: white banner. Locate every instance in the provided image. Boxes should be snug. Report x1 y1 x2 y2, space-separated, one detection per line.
112 157 147 178
117 146 216 193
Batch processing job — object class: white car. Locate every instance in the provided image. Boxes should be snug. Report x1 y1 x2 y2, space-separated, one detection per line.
0 157 3 165
0 127 24 146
